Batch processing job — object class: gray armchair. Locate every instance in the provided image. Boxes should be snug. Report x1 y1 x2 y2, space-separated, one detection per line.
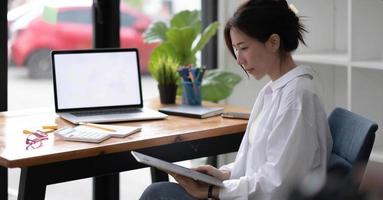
328 107 378 183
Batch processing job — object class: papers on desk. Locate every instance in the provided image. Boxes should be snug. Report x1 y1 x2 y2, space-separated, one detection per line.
55 124 141 143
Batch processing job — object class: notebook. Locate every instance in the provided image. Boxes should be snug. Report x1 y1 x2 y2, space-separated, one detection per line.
131 151 224 187
159 105 224 118
51 48 167 124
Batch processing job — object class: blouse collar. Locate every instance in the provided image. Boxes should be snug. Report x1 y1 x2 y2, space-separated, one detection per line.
268 65 313 92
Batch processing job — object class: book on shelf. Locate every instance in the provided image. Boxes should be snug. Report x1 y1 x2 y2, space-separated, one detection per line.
159 105 224 119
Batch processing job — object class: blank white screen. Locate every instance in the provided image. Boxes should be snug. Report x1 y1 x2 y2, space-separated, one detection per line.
54 51 141 109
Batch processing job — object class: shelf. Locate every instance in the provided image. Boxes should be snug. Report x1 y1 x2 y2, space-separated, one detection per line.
370 151 383 163
293 52 349 66
351 60 383 70
351 0 383 61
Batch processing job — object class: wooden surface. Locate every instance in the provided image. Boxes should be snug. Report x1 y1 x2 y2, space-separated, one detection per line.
0 100 249 168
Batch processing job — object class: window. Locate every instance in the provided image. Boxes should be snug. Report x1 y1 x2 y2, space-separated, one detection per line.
58 9 92 24
120 12 136 27
58 9 138 27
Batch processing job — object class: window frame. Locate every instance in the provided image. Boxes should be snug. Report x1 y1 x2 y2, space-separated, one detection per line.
201 0 218 70
0 0 7 111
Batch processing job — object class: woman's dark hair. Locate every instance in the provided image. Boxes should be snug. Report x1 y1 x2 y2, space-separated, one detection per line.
224 0 307 59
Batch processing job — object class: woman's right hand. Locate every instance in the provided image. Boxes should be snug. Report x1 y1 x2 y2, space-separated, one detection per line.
193 165 231 181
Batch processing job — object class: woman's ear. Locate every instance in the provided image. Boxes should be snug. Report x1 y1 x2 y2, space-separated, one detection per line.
266 34 280 53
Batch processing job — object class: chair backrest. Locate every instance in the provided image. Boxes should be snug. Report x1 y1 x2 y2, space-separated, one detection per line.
328 107 378 177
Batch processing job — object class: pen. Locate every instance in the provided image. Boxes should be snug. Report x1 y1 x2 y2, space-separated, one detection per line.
188 70 195 83
200 67 206 81
178 67 189 81
189 68 200 97
79 122 116 132
195 68 201 82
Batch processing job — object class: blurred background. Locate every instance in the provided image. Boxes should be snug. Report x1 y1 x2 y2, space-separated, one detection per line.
7 0 201 110
6 0 201 199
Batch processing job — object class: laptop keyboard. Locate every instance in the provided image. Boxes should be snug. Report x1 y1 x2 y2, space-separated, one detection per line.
71 108 142 117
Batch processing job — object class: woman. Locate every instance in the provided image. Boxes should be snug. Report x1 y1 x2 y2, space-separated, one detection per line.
140 0 332 199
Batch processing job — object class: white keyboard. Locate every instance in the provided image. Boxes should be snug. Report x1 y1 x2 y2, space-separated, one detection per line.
55 126 111 143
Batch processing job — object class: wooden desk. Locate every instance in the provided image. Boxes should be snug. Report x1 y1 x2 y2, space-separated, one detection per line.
0 101 249 200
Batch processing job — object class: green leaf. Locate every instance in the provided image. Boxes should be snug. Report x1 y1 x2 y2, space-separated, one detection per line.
201 70 242 102
143 21 168 43
149 49 180 85
166 27 197 65
191 22 219 56
171 10 201 31
170 10 202 44
148 46 163 78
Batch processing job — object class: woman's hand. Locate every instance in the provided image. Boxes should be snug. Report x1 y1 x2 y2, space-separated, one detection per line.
169 172 210 199
193 165 231 181
169 165 229 199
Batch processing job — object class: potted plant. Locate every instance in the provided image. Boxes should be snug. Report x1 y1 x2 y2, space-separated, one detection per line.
144 10 241 103
150 56 180 104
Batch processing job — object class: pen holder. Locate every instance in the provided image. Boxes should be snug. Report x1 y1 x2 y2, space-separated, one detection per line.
181 81 201 106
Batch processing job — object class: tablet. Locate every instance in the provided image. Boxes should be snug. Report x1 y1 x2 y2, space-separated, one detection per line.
131 151 224 187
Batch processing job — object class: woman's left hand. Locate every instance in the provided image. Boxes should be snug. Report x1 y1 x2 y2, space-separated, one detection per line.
169 172 209 199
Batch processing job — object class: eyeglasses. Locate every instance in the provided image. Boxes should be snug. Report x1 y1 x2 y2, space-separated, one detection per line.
25 131 48 150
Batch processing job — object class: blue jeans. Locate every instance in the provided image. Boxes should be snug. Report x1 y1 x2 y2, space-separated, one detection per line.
139 182 196 200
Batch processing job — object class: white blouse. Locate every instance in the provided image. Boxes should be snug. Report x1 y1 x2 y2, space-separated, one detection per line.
219 65 333 200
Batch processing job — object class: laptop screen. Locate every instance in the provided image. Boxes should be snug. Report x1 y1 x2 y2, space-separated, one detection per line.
52 48 143 111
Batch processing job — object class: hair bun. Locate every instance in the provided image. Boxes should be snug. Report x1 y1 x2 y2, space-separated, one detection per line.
288 3 299 15
224 0 307 58
275 0 289 8
246 0 290 10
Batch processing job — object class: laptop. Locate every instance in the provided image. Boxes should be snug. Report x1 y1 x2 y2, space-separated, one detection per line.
51 48 167 124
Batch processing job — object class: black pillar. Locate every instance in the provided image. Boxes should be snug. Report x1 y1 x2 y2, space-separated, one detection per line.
92 0 120 48
202 0 218 167
92 1 120 200
201 0 218 70
0 0 7 111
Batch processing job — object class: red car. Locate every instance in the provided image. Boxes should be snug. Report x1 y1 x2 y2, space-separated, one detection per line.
9 4 156 78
